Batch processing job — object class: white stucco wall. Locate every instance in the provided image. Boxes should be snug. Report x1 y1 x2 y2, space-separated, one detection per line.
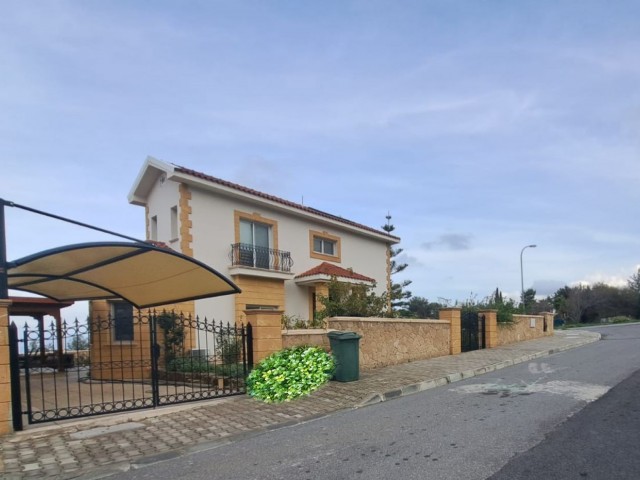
145 178 180 247
142 173 393 325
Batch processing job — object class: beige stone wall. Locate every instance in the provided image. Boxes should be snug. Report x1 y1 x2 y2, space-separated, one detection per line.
327 317 450 370
282 329 330 350
497 313 554 346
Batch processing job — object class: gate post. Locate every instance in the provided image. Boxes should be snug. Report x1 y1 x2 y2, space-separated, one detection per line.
439 307 462 355
9 322 22 431
244 310 283 365
478 309 498 348
542 312 554 335
0 299 13 435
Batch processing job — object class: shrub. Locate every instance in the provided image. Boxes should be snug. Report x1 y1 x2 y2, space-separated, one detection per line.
168 357 213 373
316 277 388 321
167 356 244 377
247 346 334 403
610 316 634 324
281 314 309 329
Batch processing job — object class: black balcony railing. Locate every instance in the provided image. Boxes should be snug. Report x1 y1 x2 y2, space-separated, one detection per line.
229 243 293 273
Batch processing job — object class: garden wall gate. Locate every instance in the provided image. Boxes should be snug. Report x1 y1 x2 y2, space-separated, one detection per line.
461 311 486 352
10 311 252 429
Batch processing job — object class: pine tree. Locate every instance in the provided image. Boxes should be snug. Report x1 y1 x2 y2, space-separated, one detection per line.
383 213 412 315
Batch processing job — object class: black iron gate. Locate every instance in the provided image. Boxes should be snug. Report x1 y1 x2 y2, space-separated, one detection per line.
11 310 252 428
461 311 486 352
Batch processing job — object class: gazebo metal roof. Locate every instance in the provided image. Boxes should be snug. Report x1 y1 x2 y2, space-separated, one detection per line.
7 241 240 309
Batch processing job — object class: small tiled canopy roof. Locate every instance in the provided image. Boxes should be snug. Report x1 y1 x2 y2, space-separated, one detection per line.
7 242 240 309
295 262 376 284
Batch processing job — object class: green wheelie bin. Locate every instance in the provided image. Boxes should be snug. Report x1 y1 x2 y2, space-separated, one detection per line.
327 331 362 382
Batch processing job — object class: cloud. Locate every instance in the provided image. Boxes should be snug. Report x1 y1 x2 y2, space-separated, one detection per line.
531 280 567 297
422 234 473 251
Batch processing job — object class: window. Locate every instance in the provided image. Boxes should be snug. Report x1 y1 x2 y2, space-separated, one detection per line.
170 206 178 240
150 215 158 241
313 237 336 256
246 304 279 311
112 302 134 342
309 230 341 262
239 219 272 269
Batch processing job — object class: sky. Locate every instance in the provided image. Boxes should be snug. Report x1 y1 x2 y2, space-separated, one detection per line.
2 0 640 322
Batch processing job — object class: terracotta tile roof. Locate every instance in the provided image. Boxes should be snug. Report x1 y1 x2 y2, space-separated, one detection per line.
172 164 399 242
294 262 376 283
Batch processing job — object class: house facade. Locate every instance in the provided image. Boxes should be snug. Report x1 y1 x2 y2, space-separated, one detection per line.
128 156 400 326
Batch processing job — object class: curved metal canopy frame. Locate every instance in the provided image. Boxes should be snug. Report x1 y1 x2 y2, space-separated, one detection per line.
7 241 240 309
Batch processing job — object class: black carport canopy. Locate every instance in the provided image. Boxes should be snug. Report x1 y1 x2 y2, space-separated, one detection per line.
7 242 240 309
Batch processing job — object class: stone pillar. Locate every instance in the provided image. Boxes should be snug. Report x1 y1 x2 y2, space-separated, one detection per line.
0 299 13 436
439 307 462 355
479 309 498 348
245 310 284 365
542 312 554 335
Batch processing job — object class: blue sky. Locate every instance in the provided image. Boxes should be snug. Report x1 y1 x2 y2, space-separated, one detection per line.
2 1 639 320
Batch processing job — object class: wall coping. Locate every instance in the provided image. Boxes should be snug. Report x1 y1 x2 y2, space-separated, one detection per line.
328 316 448 325
281 329 328 336
512 314 544 319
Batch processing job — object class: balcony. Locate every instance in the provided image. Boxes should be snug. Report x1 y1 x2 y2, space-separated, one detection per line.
228 243 294 279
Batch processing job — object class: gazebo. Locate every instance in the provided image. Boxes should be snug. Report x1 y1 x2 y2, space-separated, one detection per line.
8 296 74 372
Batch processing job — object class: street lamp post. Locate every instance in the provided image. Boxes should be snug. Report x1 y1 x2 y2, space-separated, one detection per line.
520 244 537 311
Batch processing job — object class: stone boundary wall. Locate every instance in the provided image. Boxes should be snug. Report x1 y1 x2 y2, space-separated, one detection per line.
327 317 450 370
281 329 330 350
497 313 554 346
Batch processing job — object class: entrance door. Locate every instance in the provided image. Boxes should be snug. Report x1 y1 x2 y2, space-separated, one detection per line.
240 220 271 269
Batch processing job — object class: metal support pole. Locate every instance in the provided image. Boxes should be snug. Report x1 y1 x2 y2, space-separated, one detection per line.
520 244 537 311
0 201 8 299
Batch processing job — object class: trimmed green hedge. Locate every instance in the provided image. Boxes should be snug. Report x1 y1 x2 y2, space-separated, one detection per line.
247 346 334 403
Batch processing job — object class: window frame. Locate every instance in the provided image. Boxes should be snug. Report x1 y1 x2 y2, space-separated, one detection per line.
170 205 179 241
111 301 135 343
309 230 341 262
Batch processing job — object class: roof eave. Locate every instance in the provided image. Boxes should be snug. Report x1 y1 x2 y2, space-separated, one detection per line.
171 170 400 244
294 273 375 287
128 156 174 206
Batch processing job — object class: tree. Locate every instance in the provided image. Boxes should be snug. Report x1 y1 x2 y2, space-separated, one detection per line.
382 213 412 315
552 282 637 324
66 334 89 351
628 269 640 318
457 288 518 323
406 296 441 319
316 277 388 321
522 288 536 313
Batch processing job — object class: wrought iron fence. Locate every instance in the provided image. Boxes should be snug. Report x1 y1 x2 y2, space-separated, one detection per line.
461 312 486 352
11 310 252 427
229 243 293 272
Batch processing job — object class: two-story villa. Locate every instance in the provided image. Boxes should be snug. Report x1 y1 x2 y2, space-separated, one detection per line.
128 156 400 325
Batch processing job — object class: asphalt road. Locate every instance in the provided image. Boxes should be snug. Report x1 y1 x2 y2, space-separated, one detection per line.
107 324 640 480
490 366 640 479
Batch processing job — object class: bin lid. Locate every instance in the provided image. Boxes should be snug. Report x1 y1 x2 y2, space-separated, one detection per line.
327 331 362 340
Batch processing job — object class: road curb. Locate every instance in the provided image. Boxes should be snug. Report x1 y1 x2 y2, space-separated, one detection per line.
356 332 602 409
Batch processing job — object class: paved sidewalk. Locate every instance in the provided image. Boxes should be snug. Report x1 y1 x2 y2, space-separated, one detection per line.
0 330 599 479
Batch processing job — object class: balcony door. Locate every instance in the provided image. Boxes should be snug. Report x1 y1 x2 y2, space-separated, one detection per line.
240 219 271 269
